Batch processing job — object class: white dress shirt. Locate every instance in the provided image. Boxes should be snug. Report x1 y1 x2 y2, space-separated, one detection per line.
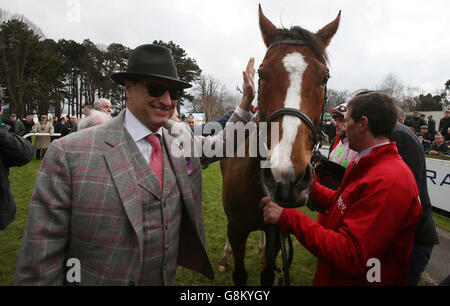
353 141 390 166
124 109 162 164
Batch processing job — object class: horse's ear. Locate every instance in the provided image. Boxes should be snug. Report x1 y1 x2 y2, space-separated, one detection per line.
259 4 277 47
316 11 341 47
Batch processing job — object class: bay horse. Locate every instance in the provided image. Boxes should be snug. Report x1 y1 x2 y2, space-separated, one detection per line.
219 5 340 286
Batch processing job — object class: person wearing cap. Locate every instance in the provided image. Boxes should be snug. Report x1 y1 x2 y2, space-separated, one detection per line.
7 114 26 136
419 125 434 143
328 103 357 169
14 44 256 286
31 115 54 159
313 103 357 224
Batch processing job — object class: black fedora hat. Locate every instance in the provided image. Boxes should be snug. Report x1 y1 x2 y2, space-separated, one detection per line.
111 44 192 89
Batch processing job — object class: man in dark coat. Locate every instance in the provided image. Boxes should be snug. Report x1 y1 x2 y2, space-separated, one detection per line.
391 122 439 285
22 115 35 136
419 125 434 143
7 114 26 137
427 115 436 135
60 116 77 137
439 110 450 141
429 133 449 156
409 111 427 133
0 128 35 230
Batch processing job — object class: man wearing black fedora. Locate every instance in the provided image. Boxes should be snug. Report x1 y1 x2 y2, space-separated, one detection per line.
15 44 256 285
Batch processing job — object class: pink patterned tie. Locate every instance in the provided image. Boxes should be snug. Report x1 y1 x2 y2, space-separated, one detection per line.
145 134 163 190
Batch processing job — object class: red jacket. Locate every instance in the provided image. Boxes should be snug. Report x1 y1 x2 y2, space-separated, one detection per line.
278 142 422 286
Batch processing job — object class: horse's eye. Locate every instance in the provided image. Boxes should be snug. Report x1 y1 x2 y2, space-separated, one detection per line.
320 71 330 86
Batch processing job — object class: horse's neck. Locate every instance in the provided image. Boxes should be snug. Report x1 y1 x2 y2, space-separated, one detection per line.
243 125 264 172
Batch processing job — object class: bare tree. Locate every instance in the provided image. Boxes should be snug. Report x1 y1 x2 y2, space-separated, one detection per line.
327 88 351 108
376 73 405 104
402 86 423 111
191 74 237 122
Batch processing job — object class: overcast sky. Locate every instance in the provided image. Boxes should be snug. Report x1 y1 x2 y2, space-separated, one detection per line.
1 0 449 96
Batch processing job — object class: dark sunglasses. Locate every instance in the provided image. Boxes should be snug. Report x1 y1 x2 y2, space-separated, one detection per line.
139 81 183 100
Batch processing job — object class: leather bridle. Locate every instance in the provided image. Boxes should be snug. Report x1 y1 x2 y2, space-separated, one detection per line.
258 39 330 157
258 39 330 286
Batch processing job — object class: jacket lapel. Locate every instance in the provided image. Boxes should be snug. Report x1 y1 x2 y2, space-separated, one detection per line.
104 140 145 255
162 129 197 220
102 111 157 255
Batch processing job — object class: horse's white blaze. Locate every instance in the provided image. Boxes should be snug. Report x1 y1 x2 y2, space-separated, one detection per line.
271 52 307 184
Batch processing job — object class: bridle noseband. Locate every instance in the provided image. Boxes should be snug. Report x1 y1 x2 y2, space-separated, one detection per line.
263 107 318 146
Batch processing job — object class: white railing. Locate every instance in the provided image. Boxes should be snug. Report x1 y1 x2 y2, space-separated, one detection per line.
23 133 61 139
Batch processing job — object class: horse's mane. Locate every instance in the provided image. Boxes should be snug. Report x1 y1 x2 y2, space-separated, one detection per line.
275 26 328 64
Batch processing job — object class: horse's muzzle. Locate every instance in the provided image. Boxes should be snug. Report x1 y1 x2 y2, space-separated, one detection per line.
262 165 312 208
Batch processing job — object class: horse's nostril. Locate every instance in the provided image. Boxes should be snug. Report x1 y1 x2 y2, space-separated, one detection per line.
262 167 276 187
294 170 306 185
275 182 290 201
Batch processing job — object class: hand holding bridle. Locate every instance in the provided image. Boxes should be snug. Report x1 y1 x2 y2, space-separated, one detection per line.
261 196 284 225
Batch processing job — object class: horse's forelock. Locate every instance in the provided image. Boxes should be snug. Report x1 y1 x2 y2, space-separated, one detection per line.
274 26 328 64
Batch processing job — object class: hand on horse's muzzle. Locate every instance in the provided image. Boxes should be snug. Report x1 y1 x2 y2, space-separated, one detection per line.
261 196 284 225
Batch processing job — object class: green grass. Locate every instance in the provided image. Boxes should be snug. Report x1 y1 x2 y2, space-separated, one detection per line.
1 160 449 286
433 213 450 232
0 159 41 285
425 154 450 161
175 163 318 286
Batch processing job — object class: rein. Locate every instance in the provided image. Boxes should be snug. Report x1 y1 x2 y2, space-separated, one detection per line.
258 39 330 286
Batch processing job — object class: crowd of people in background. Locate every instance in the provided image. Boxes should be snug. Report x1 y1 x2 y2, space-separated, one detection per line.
322 109 450 158
403 110 450 156
0 98 114 159
2 100 450 160
0 46 449 287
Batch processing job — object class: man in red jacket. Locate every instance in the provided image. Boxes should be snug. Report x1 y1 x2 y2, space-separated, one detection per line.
262 92 422 286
